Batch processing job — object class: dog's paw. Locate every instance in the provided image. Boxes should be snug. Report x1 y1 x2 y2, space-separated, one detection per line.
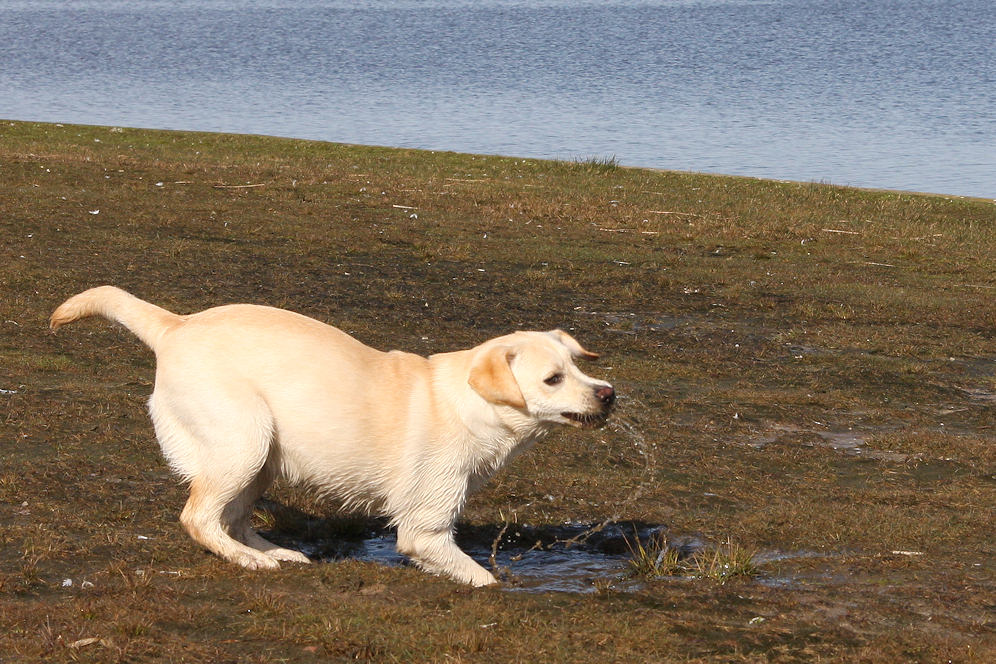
268 548 311 564
469 570 499 587
232 550 282 570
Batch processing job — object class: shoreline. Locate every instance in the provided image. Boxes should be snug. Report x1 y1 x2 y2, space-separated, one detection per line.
5 118 992 203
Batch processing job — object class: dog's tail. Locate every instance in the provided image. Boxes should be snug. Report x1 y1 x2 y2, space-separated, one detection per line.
50 286 183 352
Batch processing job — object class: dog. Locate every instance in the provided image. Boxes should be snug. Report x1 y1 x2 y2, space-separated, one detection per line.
50 286 615 586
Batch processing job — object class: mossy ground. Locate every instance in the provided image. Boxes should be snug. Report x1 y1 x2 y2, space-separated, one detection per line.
1 121 993 662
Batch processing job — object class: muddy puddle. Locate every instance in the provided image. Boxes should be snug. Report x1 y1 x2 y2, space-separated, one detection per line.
266 521 657 593
266 521 825 594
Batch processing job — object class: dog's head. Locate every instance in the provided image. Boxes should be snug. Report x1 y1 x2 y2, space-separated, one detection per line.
468 329 615 429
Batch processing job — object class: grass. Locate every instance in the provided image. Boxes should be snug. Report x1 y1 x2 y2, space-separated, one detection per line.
687 538 759 584
625 532 758 584
1 119 994 662
568 154 621 174
625 530 684 578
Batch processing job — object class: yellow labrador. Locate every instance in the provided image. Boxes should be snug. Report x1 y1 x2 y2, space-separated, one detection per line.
51 286 615 586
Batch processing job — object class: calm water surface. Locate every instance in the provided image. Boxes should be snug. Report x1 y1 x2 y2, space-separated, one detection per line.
1 0 993 197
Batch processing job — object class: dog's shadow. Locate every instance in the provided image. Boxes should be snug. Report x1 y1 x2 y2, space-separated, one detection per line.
254 499 390 562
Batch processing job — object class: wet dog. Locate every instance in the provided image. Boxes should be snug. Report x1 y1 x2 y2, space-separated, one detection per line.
51 286 615 585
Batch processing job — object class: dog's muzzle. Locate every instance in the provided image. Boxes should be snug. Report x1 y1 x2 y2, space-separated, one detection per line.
562 385 615 429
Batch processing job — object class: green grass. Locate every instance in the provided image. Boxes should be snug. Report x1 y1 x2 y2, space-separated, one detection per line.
568 154 621 174
1 119 994 663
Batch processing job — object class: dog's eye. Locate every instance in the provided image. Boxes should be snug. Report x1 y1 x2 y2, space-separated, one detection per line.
544 373 564 386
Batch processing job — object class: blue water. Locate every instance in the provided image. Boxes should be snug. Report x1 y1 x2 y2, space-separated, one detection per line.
1 0 993 198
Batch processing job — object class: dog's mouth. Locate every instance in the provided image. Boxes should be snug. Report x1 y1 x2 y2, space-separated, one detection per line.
561 411 610 429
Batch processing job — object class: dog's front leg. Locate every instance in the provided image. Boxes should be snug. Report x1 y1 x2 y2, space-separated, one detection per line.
396 526 497 587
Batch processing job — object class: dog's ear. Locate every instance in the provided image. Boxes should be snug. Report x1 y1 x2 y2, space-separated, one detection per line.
548 329 600 360
468 345 526 408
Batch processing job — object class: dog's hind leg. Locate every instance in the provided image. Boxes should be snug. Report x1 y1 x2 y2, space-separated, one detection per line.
180 475 282 569
153 389 285 570
223 457 310 564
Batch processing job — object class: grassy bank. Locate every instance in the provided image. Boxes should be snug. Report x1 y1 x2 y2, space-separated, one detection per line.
1 120 994 662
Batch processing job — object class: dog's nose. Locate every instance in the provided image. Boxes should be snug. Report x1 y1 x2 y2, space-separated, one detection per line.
595 385 615 406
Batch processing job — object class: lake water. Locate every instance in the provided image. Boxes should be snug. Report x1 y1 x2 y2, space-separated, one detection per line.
1 0 993 198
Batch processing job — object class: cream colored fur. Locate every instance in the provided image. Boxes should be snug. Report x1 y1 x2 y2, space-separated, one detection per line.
50 286 615 586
